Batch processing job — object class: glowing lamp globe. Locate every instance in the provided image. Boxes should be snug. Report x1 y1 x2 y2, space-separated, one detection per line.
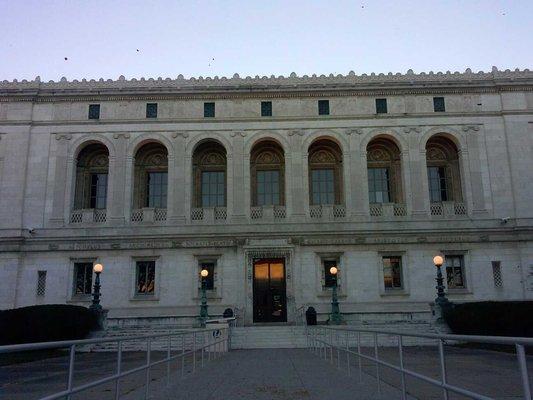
200 269 209 278
329 266 338 275
93 263 104 273
433 255 444 268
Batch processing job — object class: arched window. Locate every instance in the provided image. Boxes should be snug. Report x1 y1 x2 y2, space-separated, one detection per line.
192 141 227 207
308 139 343 205
133 142 168 209
250 141 285 206
74 143 109 210
425 135 462 203
366 137 403 204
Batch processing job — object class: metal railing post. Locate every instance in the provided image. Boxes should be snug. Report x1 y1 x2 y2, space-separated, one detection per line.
374 332 381 395
516 344 532 400
357 331 362 383
201 332 205 367
398 335 406 400
346 331 350 376
438 339 449 400
337 331 341 369
192 332 196 372
115 341 122 400
181 334 185 378
145 338 151 400
66 344 76 400
167 335 171 387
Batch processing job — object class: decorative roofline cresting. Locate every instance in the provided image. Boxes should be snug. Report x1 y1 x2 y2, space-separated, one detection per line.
1 67 532 94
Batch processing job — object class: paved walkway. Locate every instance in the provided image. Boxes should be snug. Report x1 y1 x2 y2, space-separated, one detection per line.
156 348 406 400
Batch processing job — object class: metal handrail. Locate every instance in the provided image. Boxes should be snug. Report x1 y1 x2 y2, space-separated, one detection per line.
307 326 532 400
1 327 230 400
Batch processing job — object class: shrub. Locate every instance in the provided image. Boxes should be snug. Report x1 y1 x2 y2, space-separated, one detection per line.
0 304 98 345
443 301 533 337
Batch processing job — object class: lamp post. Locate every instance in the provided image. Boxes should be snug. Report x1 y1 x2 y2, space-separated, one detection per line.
199 268 209 325
89 263 103 312
433 255 450 307
329 266 342 325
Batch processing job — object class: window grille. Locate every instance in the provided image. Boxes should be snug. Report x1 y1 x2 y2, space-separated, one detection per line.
375 98 388 114
318 100 330 115
323 260 338 288
204 102 215 118
36 271 47 296
88 104 100 120
383 256 403 289
492 261 503 287
445 255 466 289
74 262 93 295
261 101 272 117
136 261 156 295
433 97 445 112
146 103 158 118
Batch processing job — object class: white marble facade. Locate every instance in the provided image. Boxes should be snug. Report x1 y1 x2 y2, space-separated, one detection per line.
0 68 532 326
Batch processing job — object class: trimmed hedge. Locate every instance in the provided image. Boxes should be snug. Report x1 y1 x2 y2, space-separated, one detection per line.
443 301 533 337
0 304 98 345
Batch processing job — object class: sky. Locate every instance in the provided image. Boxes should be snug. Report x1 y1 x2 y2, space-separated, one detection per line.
1 0 532 81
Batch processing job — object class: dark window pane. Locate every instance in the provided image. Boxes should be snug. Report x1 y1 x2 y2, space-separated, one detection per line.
318 100 330 115
256 170 280 206
323 260 338 288
368 168 390 203
147 172 168 208
146 103 158 118
311 169 335 205
88 104 100 120
74 262 93 295
200 262 215 290
383 257 402 289
433 97 445 112
261 101 272 117
445 256 465 288
90 173 107 209
376 98 388 114
204 102 215 118
201 171 225 207
428 166 448 202
136 261 156 295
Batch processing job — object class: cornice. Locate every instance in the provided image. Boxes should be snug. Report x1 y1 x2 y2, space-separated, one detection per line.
1 67 532 102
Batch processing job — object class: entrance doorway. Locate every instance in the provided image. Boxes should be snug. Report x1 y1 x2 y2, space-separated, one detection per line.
253 258 287 323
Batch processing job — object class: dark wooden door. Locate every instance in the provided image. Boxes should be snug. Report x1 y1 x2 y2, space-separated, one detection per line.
253 259 287 323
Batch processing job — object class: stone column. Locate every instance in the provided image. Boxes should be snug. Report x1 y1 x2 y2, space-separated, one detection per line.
168 132 187 224
348 131 368 217
464 128 487 215
108 133 129 225
401 151 413 214
230 132 245 223
50 133 72 226
288 130 306 218
409 134 429 216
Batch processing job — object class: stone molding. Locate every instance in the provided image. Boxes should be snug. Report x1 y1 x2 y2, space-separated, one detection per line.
2 68 532 101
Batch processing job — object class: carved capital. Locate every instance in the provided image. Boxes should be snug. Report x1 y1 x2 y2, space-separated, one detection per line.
462 125 480 132
172 131 189 138
403 126 422 133
345 128 363 135
55 133 72 141
230 131 247 137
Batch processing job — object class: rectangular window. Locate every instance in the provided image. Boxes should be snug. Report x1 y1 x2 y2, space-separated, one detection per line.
88 104 100 120
204 102 215 118
492 261 503 287
368 168 391 203
383 256 402 289
427 166 448 202
445 255 466 289
136 261 156 295
318 100 330 115
37 271 47 296
147 172 168 208
201 171 225 207
90 173 108 209
74 262 93 295
376 98 388 114
433 97 445 112
200 262 215 290
323 260 338 288
257 170 280 206
311 169 335 205
146 103 158 118
261 101 272 117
